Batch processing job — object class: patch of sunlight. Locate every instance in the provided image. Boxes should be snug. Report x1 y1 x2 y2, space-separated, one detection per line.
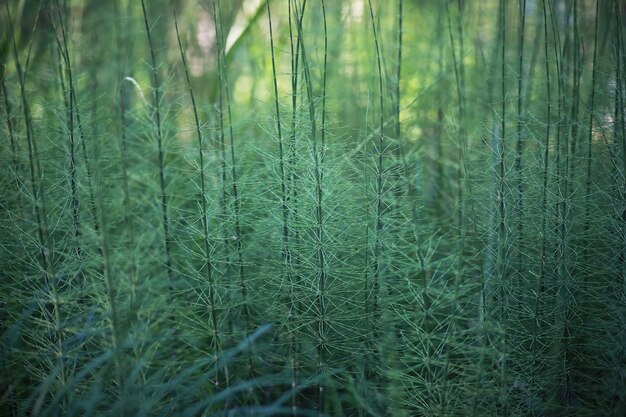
31 102 44 120
225 0 263 54
406 125 423 143
399 107 412 125
189 8 215 77
234 74 254 105
197 8 215 54
342 0 364 22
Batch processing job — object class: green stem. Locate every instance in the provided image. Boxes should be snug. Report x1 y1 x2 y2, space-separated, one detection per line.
173 3 224 391
140 0 173 283
366 0 386 413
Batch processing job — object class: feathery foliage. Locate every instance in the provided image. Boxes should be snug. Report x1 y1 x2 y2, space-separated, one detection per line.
1 0 625 415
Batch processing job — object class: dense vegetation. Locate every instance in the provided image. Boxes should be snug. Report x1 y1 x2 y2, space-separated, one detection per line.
1 0 625 415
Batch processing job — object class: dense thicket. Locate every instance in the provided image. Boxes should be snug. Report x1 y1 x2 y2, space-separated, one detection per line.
1 0 625 416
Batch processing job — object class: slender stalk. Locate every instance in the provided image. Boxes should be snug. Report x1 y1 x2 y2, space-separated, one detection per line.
117 79 140 323
533 0 553 378
265 2 296 412
213 0 229 269
583 0 600 262
267 0 289 281
366 0 386 413
497 0 509 414
7 1 66 407
140 0 173 283
362 90 372 390
114 0 138 319
173 4 224 391
53 0 102 271
514 0 527 286
547 0 575 410
395 0 402 152
442 1 467 413
287 1 304 410
318 0 329 412
50 6 80 255
7 1 50 312
1 64 19 196
392 0 405 227
615 0 626 289
93 147 125 417
214 0 253 390
288 0 306 289
320 0 328 160
567 0 582 160
292 1 328 413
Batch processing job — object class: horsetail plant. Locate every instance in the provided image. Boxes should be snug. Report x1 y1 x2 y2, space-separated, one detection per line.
546 1 577 410
290 1 330 412
213 0 255 396
441 1 470 413
266 1 298 413
514 0 527 287
118 80 138 318
173 3 225 392
140 0 174 284
3 1 626 415
496 1 510 414
1 63 19 201
51 0 102 270
6 1 70 410
285 1 306 410
366 0 388 413
530 1 555 403
50 4 81 256
583 0 600 261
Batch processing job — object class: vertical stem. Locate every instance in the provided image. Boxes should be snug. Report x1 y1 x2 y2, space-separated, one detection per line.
267 0 289 280
213 0 252 389
6 1 64 407
286 1 301 412
53 0 102 270
583 0 600 262
366 0 386 413
292 1 328 412
318 1 328 411
443 1 467 413
140 0 173 283
320 0 328 161
50 6 81 255
117 78 139 318
497 0 509 414
533 0 552 388
115 0 138 318
514 0 526 287
93 146 125 417
395 0 402 151
173 3 224 391
547 0 575 410
1 64 19 201
265 2 297 412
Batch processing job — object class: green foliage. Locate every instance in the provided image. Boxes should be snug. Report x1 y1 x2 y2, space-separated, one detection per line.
1 0 625 416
